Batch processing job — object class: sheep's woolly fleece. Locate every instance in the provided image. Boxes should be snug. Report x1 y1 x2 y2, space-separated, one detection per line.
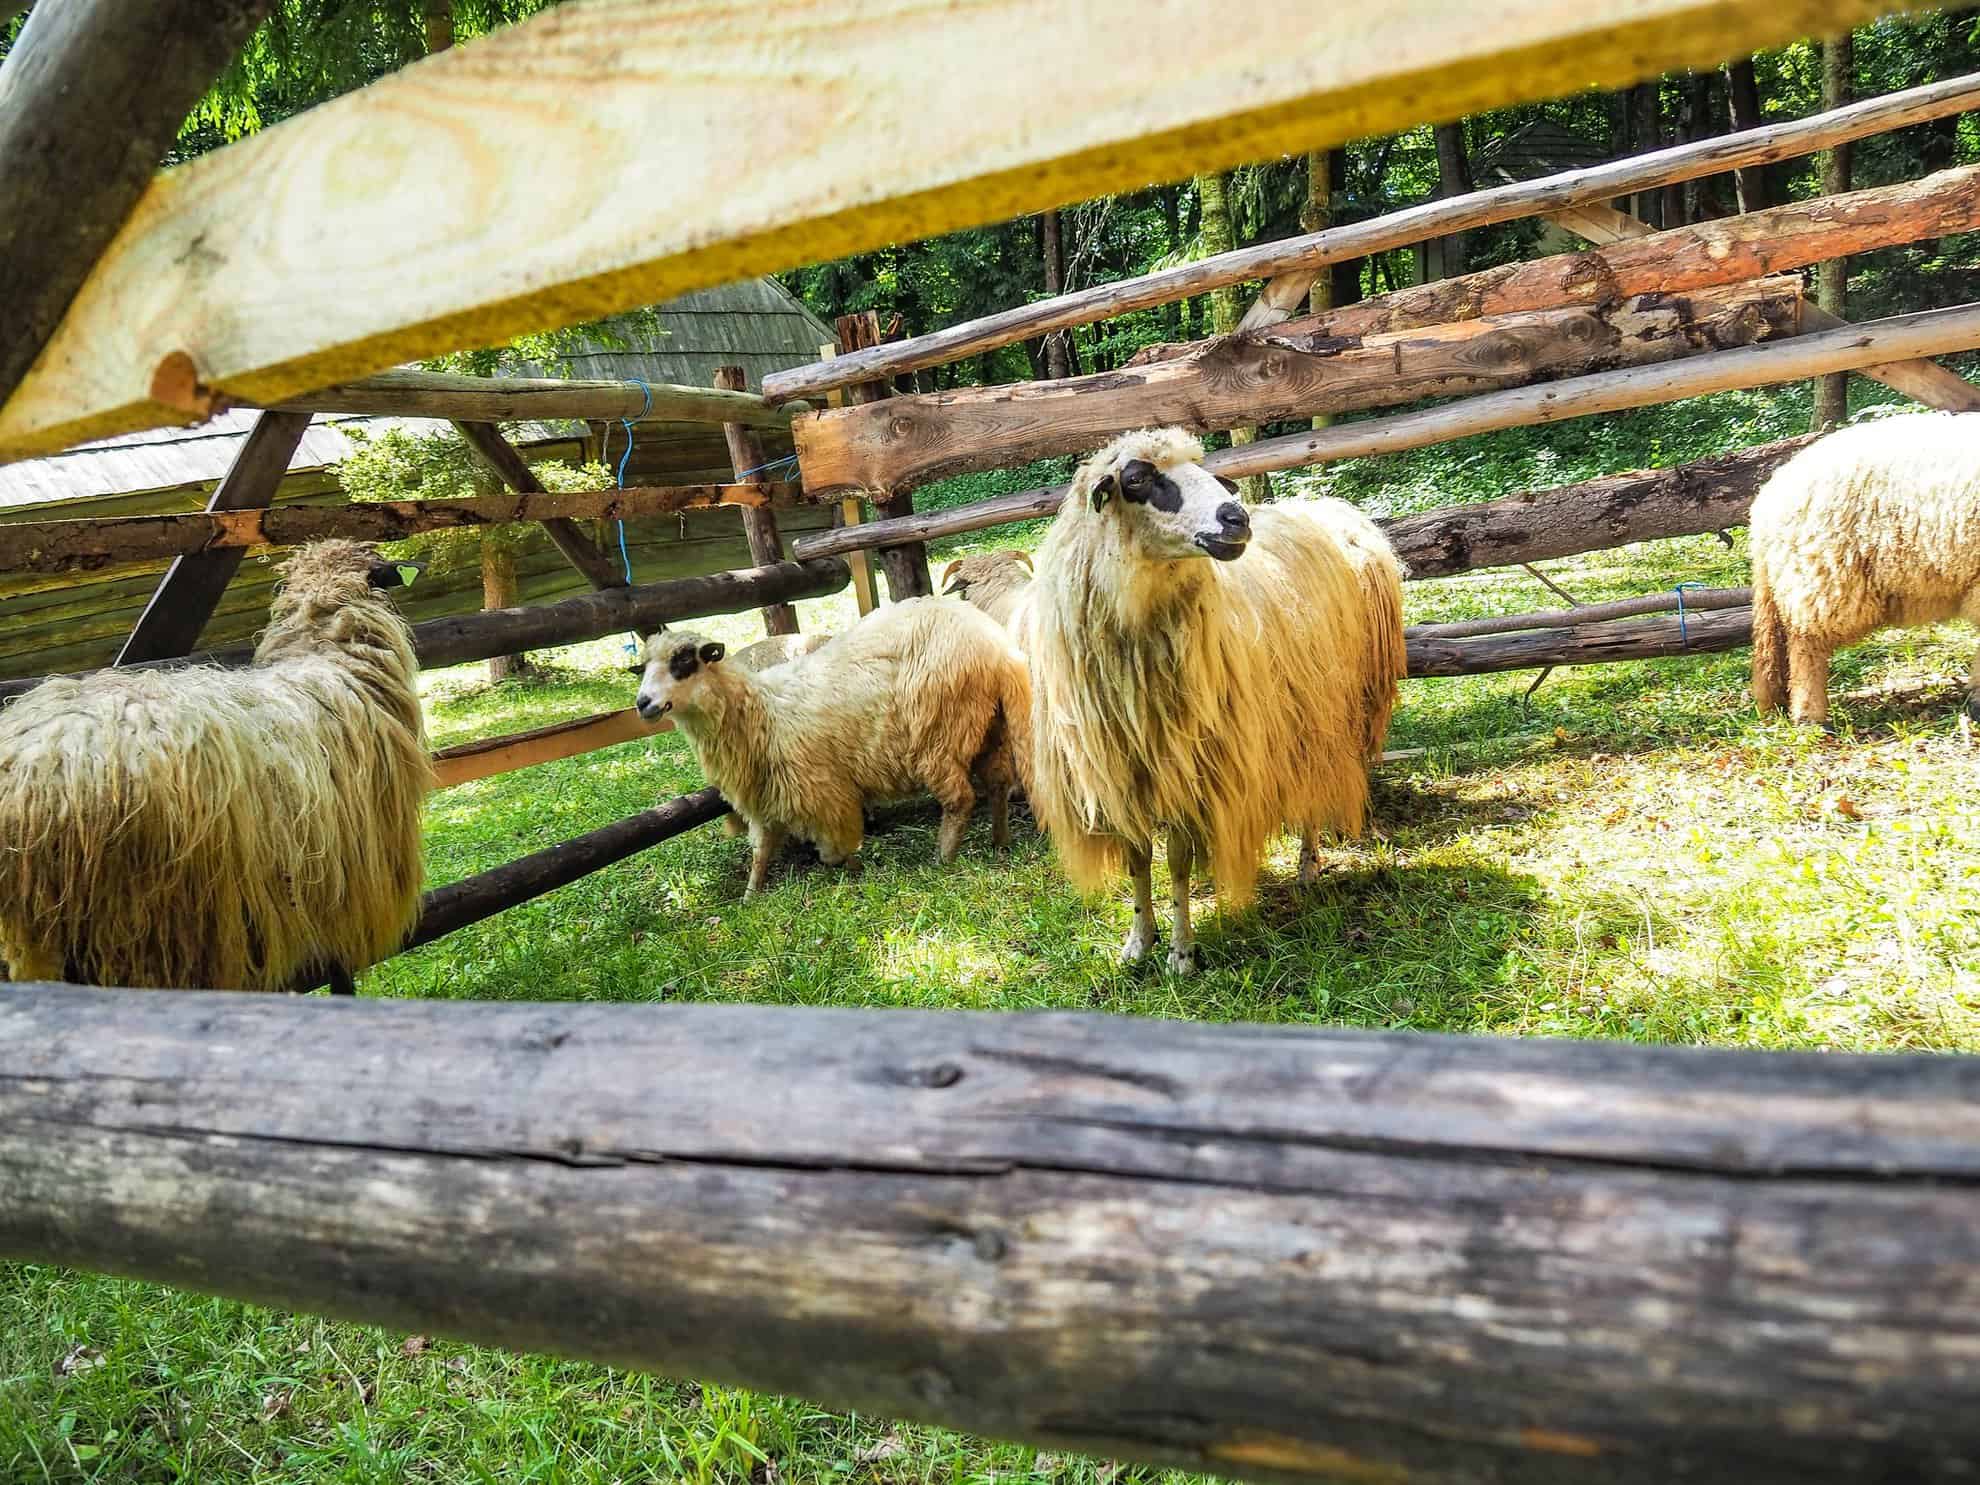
1028 428 1405 904
639 596 1030 879
0 540 431 990
1750 412 1980 720
941 550 1036 630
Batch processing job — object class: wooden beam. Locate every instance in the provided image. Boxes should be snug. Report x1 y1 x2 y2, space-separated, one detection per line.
0 558 851 704
267 370 804 428
759 68 1975 405
1383 436 1815 579
10 990 1980 1484
791 295 1980 560
0 0 273 407
714 367 800 637
0 484 797 578
1547 191 1980 412
453 419 626 592
819 342 880 616
431 708 666 791
1407 604 1752 676
1211 301 1980 483
1407 586 1749 641
113 410 311 665
0 1 1939 461
796 279 1803 495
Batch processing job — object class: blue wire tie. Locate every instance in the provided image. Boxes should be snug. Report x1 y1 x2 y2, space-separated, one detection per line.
613 379 653 586
1674 581 1708 647
734 452 799 481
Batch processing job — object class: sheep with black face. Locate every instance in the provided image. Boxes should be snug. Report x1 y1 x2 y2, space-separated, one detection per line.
634 598 1031 896
1025 428 1405 973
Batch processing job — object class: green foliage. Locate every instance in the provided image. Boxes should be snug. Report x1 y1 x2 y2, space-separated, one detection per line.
333 424 610 573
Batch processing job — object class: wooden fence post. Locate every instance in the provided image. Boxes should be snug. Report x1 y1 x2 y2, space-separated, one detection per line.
817 341 879 617
836 312 933 600
713 367 801 637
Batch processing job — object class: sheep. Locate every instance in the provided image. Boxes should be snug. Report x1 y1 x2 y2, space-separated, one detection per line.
713 630 835 837
0 540 430 992
1025 428 1405 973
1751 413 1980 726
941 549 1035 630
634 598 1031 896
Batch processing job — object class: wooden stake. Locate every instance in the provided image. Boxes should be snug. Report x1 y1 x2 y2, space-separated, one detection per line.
713 367 800 637
836 313 932 600
454 420 628 593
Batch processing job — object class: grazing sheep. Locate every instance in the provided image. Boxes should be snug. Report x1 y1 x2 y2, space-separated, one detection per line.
635 598 1030 896
0 541 430 992
941 550 1035 629
1026 428 1405 973
1751 413 1980 726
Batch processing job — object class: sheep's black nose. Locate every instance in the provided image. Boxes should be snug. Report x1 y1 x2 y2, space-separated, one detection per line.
1215 501 1251 536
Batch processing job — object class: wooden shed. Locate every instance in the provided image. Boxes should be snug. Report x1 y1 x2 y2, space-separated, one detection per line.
0 278 838 683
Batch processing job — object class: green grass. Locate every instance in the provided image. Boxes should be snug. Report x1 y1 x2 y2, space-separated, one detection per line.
7 385 1980 1481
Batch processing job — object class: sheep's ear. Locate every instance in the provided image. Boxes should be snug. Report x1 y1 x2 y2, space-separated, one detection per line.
1215 475 1241 496
940 558 965 592
1011 550 1035 572
699 641 726 664
1090 471 1118 512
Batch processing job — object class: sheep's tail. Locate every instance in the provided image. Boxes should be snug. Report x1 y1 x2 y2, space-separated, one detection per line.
1359 552 1408 763
1750 566 1789 715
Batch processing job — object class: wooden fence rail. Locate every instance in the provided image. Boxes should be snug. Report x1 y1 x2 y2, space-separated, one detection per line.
0 483 805 577
762 69 1980 404
7 988 1980 1485
264 370 805 428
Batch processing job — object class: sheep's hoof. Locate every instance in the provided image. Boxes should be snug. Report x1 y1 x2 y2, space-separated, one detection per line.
1119 924 1156 966
1167 944 1200 976
1964 694 1980 724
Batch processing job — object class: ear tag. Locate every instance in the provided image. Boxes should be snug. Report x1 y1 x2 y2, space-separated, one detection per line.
395 563 424 587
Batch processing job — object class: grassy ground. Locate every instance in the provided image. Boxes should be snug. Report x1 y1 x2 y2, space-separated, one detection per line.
6 387 1979 1481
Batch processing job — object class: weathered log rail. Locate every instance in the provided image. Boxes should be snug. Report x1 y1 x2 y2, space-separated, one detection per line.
0 482 806 577
264 369 808 428
764 70 1980 404
0 557 850 704
7 988 1980 1485
1407 604 1752 676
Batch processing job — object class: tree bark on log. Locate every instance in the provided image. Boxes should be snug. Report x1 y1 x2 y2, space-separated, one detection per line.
797 279 1803 495
269 370 803 427
714 367 801 636
0 559 851 704
7 990 1980 1485
837 312 933 600
0 484 798 577
1406 605 1751 676
765 71 1980 401
0 0 273 406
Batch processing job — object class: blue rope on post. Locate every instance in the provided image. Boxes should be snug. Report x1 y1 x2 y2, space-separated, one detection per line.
1674 581 1708 647
610 380 652 662
733 452 800 481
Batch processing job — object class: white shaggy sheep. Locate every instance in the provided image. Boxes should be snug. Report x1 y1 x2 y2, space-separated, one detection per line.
1751 412 1980 725
0 540 430 991
1026 428 1405 973
715 630 834 837
635 598 1031 896
941 550 1035 631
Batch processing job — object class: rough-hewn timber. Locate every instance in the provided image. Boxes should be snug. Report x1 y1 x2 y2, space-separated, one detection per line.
0 0 273 406
6 990 1980 1484
715 367 800 636
0 484 797 577
762 70 1976 403
1407 605 1752 675
269 370 803 428
0 1 1935 460
837 311 933 598
797 279 1803 494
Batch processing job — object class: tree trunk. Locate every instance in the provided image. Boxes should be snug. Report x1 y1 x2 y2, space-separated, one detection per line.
1430 122 1472 279
1725 58 1771 212
482 539 525 683
424 0 452 54
1304 149 1335 430
1040 209 1074 380
1328 147 1362 312
1159 187 1184 341
1194 169 1269 496
1630 81 1666 229
1814 33 1855 431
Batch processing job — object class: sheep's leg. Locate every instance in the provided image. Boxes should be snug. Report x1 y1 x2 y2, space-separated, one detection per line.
1120 846 1158 966
929 764 977 865
1298 830 1325 888
1167 829 1198 976
814 805 865 876
327 965 357 996
989 779 1012 850
1965 640 1980 722
1786 633 1834 727
745 821 787 898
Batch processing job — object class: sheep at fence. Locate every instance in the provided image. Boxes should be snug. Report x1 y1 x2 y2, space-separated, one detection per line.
1025 428 1405 973
940 550 1036 633
1750 412 1980 726
0 540 429 992
711 630 836 839
634 599 1030 896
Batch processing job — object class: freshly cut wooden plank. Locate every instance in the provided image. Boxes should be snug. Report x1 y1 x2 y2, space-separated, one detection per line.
9 989 1980 1485
0 0 273 405
0 485 794 577
268 370 802 428
761 66 1971 405
113 410 311 665
796 278 1803 494
0 0 1934 461
431 708 665 790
